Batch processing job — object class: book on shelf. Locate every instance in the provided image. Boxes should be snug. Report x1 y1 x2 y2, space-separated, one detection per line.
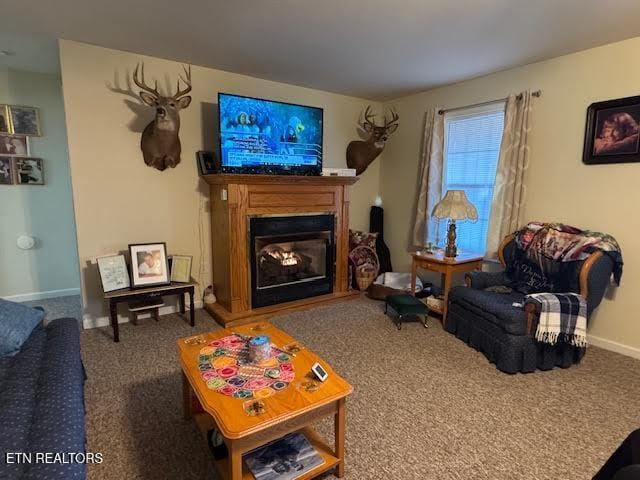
244 432 324 480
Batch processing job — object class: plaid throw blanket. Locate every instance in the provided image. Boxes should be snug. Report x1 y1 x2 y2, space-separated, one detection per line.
525 293 588 347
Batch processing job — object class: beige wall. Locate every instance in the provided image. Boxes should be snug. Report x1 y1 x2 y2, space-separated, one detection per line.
0 67 80 299
0 67 8 94
381 36 640 354
58 40 382 323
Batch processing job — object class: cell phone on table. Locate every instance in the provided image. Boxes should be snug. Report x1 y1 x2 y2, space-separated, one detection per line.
311 362 329 382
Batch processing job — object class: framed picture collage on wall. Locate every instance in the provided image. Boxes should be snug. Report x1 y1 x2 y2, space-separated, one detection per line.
0 104 44 186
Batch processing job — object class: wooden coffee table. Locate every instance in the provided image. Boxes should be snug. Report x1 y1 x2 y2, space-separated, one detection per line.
178 322 353 479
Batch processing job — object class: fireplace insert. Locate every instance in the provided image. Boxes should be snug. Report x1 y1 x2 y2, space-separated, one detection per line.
249 215 335 308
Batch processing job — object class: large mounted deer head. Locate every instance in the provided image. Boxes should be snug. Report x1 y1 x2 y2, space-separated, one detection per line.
133 63 192 171
346 105 399 175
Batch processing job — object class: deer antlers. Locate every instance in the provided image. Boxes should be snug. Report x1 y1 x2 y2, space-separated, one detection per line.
384 107 399 128
133 62 192 99
359 105 400 131
360 105 377 131
173 65 192 100
133 63 160 98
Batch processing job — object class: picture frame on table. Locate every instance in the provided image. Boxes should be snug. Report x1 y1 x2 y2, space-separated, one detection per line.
15 157 44 185
583 95 640 165
170 255 192 283
0 134 29 156
0 157 14 185
97 254 130 293
9 105 41 136
196 150 220 175
129 242 170 288
0 105 11 134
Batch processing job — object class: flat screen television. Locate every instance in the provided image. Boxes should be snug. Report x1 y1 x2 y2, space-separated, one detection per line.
218 93 323 175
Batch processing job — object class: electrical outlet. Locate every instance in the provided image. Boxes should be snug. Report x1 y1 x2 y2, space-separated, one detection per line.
221 188 228 201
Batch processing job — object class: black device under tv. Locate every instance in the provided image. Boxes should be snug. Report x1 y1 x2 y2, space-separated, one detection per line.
218 92 323 176
196 150 221 175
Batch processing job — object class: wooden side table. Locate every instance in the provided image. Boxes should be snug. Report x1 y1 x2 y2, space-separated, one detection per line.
410 251 483 324
104 281 197 342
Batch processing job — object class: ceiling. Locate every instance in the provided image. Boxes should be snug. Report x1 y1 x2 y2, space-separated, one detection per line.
3 0 640 100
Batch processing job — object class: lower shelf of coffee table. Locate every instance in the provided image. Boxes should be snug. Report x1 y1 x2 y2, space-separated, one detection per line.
193 412 340 480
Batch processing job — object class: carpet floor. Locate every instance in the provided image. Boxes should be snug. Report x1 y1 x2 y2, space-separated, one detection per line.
25 294 82 322
80 298 640 480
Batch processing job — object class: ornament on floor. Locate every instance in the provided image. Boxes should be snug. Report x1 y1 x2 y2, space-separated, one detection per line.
346 106 399 175
203 285 217 304
133 63 192 171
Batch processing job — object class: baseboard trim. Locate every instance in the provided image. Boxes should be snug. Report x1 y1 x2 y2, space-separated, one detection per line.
82 300 204 329
3 288 81 303
589 334 640 360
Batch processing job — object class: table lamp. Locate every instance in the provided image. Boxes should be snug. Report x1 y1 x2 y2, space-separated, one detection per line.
431 190 478 258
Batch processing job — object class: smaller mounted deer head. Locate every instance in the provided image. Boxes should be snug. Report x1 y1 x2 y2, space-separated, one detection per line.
346 105 399 175
133 63 192 171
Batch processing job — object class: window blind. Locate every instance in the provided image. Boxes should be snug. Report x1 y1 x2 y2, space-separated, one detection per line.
438 106 504 254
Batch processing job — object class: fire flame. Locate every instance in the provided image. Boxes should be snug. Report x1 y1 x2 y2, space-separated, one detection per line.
281 252 298 266
267 249 299 266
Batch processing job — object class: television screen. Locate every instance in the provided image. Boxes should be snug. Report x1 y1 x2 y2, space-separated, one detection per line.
218 93 323 175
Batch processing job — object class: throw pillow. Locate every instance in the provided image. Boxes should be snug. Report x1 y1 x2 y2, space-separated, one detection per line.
349 230 378 251
0 299 45 357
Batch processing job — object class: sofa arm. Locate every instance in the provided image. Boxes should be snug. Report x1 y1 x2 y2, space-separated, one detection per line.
464 271 507 290
581 252 615 316
612 465 640 480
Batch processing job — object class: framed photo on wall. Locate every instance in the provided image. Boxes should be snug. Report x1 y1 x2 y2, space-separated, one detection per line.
9 105 41 136
583 95 640 165
0 157 14 185
0 135 29 156
15 157 44 185
129 242 170 288
97 254 130 292
0 105 10 134
170 255 192 283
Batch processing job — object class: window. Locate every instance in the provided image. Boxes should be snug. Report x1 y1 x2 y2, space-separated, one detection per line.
439 104 505 254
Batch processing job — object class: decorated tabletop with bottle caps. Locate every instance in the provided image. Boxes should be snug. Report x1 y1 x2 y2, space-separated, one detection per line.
177 322 353 439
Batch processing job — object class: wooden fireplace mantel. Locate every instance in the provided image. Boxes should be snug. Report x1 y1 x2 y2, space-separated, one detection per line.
202 173 359 186
202 174 360 326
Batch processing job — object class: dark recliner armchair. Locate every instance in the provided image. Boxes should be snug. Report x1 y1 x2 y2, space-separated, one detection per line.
445 235 615 373
593 428 640 480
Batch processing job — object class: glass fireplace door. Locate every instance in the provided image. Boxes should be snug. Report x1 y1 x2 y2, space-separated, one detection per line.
255 235 329 289
249 214 335 308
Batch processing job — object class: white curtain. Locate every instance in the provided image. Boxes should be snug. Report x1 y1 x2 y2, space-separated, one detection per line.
412 108 444 247
486 91 533 258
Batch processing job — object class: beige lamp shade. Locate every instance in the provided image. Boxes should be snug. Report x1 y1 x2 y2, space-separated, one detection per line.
431 190 478 221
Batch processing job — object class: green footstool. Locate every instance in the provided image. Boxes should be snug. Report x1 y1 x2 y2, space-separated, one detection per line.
384 294 429 330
